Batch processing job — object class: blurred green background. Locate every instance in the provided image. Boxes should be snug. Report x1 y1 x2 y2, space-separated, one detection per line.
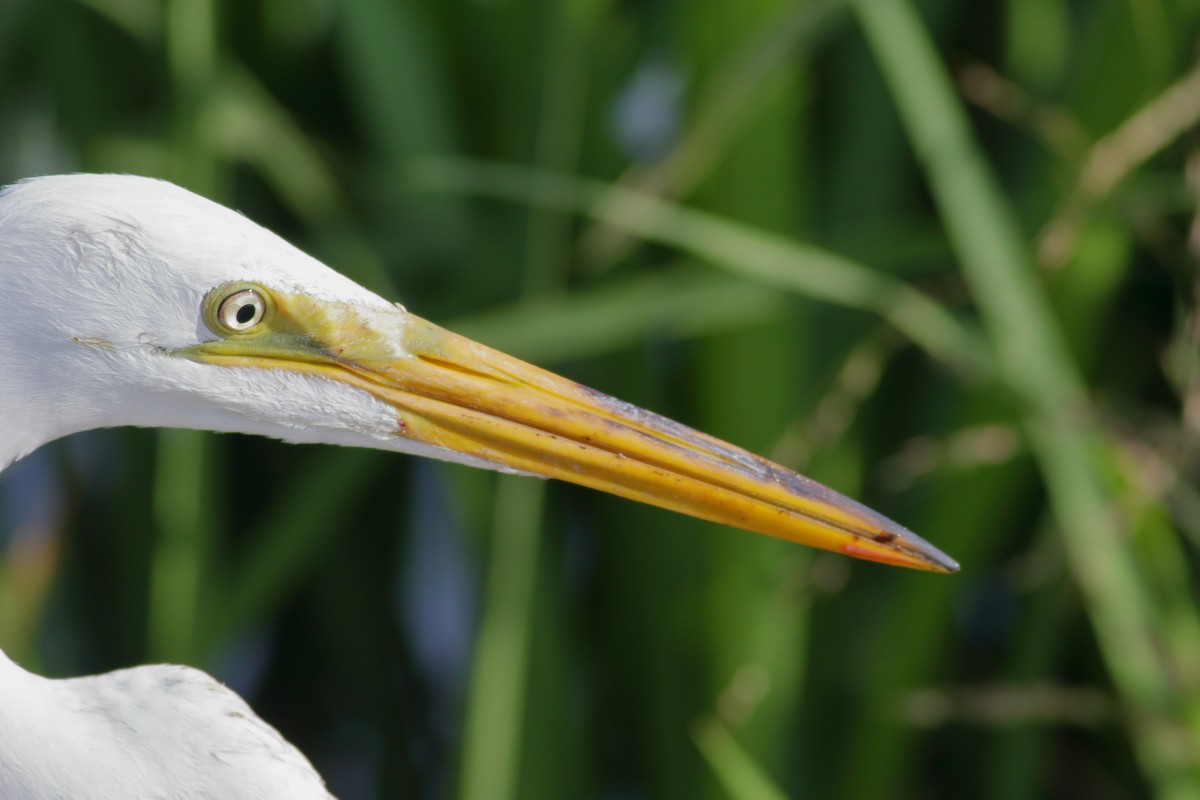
1 0 1199 797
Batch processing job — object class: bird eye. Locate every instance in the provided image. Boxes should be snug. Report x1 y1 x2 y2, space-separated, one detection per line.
216 288 266 332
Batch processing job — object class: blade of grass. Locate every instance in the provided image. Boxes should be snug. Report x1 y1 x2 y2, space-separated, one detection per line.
983 524 1073 800
693 717 791 800
582 0 847 270
165 0 219 196
1039 58 1200 267
450 268 792 364
200 449 384 652
458 476 546 800
207 64 347 226
70 0 161 41
414 158 993 378
521 0 603 296
1003 0 1069 89
149 429 212 662
852 0 1200 793
834 441 1029 800
336 0 469 262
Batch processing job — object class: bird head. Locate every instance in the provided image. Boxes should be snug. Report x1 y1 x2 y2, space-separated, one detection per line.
0 174 957 572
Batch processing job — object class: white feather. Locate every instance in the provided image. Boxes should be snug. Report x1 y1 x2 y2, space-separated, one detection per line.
0 651 333 799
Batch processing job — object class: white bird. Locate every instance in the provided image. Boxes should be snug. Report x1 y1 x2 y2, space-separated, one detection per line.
0 174 957 798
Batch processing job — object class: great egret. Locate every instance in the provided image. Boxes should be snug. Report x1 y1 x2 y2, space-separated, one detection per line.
0 174 957 798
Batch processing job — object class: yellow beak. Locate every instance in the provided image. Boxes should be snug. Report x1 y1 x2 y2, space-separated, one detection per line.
186 285 959 573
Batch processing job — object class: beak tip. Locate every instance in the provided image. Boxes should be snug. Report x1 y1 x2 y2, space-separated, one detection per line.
903 534 961 574
929 551 961 574
910 532 960 574
887 519 959 574
843 523 959 574
909 539 961 574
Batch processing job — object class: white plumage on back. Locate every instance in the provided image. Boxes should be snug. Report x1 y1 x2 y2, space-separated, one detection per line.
0 653 333 799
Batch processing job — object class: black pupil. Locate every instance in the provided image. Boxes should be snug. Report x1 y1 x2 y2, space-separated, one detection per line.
236 303 257 325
